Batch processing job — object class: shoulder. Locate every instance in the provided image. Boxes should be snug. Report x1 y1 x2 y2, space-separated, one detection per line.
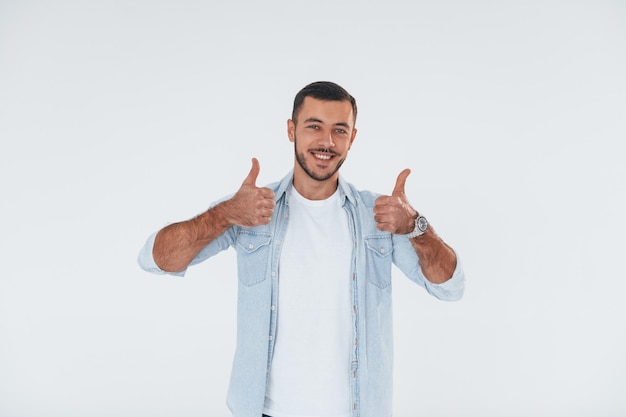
344 181 381 208
266 180 282 192
264 171 293 198
357 189 380 208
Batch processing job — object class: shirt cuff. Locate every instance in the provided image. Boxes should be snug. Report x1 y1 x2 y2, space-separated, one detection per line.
423 255 465 301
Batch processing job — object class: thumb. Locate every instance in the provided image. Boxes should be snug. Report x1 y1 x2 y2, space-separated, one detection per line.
392 169 411 196
242 158 260 186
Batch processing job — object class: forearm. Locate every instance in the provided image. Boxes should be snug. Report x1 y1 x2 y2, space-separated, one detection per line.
410 227 457 284
153 202 233 272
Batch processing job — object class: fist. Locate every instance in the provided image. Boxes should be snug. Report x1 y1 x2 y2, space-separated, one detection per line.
228 158 275 227
373 169 418 234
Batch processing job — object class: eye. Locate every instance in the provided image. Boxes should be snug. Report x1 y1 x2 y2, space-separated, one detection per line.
307 125 320 130
335 129 347 134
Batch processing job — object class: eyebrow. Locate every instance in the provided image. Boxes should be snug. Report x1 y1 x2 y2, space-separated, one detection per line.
303 117 351 129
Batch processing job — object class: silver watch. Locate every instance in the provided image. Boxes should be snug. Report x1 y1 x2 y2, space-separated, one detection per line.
406 215 428 238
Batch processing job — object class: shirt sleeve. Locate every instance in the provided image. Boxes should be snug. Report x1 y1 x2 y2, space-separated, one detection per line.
392 234 465 301
421 254 465 301
137 222 238 277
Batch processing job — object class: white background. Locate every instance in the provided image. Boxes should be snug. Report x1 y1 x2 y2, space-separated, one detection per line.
1 1 625 416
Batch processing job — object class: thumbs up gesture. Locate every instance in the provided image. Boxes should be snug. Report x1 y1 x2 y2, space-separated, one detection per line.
373 169 418 234
226 158 276 227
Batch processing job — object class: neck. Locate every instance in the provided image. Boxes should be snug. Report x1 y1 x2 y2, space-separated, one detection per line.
292 168 339 200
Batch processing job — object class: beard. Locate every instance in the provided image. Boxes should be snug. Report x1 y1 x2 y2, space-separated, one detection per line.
294 135 346 182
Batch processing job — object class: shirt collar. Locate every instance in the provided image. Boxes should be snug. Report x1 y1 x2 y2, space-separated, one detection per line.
274 170 356 207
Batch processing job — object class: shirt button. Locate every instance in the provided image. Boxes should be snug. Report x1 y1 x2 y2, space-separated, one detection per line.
268 335 273 340
248 244 254 250
380 247 385 254
271 271 276 277
271 305 276 311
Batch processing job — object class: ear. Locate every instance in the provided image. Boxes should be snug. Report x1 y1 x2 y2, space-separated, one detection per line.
287 119 295 143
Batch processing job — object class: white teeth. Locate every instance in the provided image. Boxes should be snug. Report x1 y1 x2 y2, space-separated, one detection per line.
314 153 331 160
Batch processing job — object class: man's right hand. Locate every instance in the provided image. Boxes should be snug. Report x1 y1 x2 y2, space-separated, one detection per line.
225 158 276 227
152 158 275 272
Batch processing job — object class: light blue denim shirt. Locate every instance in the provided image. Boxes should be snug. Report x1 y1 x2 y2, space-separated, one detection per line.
138 171 465 417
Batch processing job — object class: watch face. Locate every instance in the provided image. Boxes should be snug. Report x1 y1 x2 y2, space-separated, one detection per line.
417 216 428 232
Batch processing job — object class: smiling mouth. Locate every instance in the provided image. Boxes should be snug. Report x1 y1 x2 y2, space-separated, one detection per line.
311 149 337 161
313 153 332 160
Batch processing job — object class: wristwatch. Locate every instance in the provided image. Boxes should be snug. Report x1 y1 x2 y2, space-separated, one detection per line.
406 215 428 238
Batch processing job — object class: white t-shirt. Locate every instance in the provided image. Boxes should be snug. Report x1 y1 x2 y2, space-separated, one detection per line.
263 186 353 417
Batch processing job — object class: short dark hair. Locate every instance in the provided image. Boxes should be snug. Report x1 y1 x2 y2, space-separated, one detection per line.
291 81 357 125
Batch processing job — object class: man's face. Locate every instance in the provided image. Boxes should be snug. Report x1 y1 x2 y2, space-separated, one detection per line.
288 97 357 182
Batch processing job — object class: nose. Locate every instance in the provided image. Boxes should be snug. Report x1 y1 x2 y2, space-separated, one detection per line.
318 129 335 148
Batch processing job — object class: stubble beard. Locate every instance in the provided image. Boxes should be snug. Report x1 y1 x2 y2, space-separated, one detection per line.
294 135 346 182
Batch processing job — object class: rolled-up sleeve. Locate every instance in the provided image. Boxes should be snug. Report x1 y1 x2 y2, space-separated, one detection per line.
137 231 187 277
392 234 465 301
421 256 465 301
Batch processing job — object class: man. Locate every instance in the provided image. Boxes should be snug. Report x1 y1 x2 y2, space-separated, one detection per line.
138 81 465 417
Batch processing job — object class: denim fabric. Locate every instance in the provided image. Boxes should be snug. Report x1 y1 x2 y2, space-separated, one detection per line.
138 171 465 417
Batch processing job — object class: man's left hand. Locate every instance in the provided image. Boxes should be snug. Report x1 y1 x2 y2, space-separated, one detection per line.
373 169 418 235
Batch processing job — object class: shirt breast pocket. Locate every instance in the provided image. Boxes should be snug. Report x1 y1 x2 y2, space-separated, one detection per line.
364 235 393 289
235 230 272 287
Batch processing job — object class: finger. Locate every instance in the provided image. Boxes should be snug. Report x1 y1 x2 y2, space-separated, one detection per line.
392 169 411 196
374 195 395 207
242 158 260 186
259 187 275 199
376 221 391 232
374 213 387 223
260 200 276 212
373 204 390 216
